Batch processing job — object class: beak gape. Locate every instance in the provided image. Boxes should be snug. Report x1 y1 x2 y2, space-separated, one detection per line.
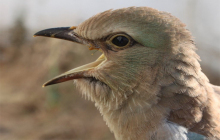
34 27 105 87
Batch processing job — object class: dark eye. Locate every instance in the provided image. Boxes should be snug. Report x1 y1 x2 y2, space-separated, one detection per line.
112 36 129 47
108 34 131 48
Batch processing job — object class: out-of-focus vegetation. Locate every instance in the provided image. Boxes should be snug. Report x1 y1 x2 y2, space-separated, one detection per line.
0 17 113 140
0 11 219 140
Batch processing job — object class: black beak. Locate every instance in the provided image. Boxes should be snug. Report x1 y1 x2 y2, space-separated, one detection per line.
34 26 82 44
34 26 102 87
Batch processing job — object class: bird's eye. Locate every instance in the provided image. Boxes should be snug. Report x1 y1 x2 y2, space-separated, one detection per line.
112 36 129 47
108 34 131 48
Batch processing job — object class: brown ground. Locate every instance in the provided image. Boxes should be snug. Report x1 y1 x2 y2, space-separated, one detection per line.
0 38 114 140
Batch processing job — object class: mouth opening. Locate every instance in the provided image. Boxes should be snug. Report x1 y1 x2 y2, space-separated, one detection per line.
34 26 107 87
43 53 106 87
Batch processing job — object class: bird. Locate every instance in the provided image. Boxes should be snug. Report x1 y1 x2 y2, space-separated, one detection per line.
34 7 220 140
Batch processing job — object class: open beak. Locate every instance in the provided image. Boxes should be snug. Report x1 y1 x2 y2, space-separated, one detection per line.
34 27 105 87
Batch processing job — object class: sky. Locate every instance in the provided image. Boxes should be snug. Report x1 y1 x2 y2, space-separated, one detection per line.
1 0 219 29
1 0 220 43
1 0 220 71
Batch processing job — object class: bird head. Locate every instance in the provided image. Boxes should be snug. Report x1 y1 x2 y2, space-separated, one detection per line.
34 7 207 139
34 7 194 106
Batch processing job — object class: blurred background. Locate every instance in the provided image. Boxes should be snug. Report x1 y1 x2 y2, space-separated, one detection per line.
0 0 219 140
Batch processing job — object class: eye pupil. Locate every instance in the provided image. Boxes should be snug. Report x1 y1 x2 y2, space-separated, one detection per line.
112 36 129 47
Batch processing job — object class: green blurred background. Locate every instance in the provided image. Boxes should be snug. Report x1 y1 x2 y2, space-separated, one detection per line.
0 0 219 140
